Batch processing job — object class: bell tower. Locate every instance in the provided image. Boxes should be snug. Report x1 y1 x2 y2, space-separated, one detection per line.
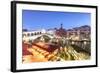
60 23 63 29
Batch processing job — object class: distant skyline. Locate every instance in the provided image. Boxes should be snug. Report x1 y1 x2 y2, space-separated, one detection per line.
22 10 91 31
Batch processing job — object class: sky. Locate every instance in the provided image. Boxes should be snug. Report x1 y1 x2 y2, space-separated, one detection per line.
22 10 91 31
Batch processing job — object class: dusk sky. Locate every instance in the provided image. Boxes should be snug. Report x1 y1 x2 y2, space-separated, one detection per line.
22 10 91 31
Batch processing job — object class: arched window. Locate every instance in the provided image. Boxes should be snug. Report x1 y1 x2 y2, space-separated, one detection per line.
34 33 36 35
27 33 30 36
37 32 40 35
31 33 34 36
23 34 26 37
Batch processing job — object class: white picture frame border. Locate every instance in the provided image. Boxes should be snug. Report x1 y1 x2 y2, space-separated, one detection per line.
11 1 98 72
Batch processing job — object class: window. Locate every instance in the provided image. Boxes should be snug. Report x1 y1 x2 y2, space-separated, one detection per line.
31 33 34 36
27 33 30 36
